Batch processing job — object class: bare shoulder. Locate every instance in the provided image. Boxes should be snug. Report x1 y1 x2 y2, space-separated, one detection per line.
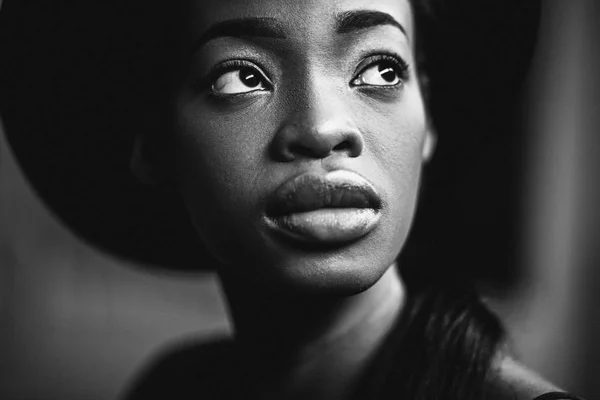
486 355 567 400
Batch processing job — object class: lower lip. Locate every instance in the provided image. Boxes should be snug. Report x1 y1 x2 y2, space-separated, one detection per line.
266 208 381 244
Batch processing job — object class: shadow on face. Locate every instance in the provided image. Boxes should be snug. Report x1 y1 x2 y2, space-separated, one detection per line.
137 0 435 294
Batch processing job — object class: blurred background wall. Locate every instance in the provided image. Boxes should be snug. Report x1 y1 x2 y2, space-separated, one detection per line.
0 124 230 400
490 0 599 394
1 0 598 399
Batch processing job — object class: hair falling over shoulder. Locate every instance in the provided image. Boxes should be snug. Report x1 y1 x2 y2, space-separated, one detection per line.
353 1 506 398
354 263 505 400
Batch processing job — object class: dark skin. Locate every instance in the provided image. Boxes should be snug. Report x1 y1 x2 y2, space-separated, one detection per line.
130 0 562 399
162 1 432 398
159 1 431 398
172 0 434 293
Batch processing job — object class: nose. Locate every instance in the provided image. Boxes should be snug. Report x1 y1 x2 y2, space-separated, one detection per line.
270 97 364 162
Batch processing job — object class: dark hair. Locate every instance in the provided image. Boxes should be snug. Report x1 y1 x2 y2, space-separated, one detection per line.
0 2 523 398
373 2 506 399
357 265 504 400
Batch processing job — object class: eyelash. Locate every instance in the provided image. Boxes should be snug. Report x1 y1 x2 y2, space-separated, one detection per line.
351 53 410 87
202 59 273 97
203 53 410 97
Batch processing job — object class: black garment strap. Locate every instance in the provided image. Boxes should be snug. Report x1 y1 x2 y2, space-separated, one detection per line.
532 392 585 400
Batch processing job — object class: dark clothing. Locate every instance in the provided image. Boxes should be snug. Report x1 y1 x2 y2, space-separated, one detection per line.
121 339 240 400
121 338 585 400
532 393 585 400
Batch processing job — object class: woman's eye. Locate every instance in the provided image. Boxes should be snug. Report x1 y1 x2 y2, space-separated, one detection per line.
353 61 403 87
212 66 267 95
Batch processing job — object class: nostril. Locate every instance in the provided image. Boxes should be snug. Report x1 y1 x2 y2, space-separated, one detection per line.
289 143 329 158
333 140 352 152
272 116 364 161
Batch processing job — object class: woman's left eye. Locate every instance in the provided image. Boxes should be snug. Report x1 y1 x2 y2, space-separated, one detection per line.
352 60 405 87
212 66 268 95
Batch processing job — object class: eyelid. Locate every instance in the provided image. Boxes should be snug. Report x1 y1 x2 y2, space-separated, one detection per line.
206 59 274 91
351 52 410 87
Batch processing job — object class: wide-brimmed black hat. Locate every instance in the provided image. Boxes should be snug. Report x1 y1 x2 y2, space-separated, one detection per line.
0 0 541 276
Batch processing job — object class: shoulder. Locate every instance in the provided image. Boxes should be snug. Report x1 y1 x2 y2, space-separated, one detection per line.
486 356 581 400
119 334 237 400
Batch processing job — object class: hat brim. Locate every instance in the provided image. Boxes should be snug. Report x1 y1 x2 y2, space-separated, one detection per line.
0 0 541 274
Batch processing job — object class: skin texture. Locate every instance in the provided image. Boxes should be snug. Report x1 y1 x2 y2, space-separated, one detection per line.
133 0 434 398
171 0 434 294
127 1 574 399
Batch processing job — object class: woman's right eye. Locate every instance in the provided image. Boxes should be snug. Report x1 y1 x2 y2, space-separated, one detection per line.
211 66 268 95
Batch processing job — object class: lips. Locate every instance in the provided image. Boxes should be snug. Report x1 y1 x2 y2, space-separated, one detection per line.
264 170 382 245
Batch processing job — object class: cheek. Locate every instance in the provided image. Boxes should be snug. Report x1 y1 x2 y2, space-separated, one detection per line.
174 94 275 188
362 90 428 195
359 90 428 238
172 98 273 244
384 120 426 202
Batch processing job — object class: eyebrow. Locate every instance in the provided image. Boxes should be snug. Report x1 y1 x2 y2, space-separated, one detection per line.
193 17 287 50
193 10 408 51
335 10 408 40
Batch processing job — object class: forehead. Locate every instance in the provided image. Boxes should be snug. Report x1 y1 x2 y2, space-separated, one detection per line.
184 0 415 42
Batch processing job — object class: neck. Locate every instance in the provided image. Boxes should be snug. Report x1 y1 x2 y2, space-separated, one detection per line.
219 264 405 400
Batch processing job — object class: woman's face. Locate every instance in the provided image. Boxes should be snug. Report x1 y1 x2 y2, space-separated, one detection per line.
172 0 433 294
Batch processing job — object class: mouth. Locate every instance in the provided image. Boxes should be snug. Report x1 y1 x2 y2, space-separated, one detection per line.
264 170 382 245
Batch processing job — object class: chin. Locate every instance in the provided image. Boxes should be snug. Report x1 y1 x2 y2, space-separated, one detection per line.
211 226 404 297
280 261 392 297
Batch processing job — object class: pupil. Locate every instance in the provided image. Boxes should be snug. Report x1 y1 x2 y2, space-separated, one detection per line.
378 63 397 82
240 67 260 87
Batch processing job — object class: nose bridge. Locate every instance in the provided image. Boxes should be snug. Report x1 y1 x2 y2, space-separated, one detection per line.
304 89 348 132
271 73 364 162
297 70 349 128
291 98 348 138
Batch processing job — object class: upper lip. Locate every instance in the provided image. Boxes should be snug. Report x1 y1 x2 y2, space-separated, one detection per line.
265 171 382 217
